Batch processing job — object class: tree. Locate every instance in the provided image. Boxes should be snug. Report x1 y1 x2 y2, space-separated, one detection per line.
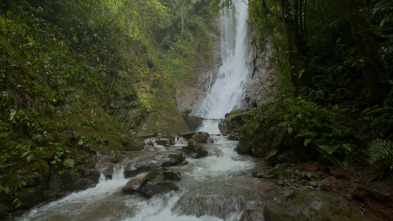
344 0 389 104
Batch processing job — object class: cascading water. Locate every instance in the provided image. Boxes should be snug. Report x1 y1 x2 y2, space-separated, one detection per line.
196 0 251 120
16 2 263 221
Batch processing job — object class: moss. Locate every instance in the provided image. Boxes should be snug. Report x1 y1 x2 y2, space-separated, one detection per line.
142 168 159 184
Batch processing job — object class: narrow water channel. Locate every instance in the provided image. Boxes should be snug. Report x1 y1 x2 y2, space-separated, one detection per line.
19 121 269 221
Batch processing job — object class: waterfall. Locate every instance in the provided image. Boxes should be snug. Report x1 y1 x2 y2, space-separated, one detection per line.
196 0 251 120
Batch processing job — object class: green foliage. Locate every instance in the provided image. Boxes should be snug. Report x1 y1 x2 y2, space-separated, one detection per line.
364 86 393 138
0 0 213 209
368 139 393 170
239 97 355 165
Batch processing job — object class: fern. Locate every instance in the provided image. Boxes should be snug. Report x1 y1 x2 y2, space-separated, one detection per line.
368 139 393 170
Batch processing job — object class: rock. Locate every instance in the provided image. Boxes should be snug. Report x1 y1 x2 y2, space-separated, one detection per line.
156 138 171 146
179 132 196 139
191 132 210 143
122 168 181 197
155 135 176 146
183 139 208 159
252 172 265 178
163 170 181 181
181 110 204 131
318 176 337 191
227 132 239 141
123 151 185 178
123 137 145 151
219 108 251 135
309 181 319 188
240 209 265 221
172 177 270 219
121 176 144 194
18 168 100 209
139 168 180 198
140 133 158 139
237 137 251 155
267 163 291 179
102 165 113 180
305 172 314 180
0 203 10 219
263 190 364 221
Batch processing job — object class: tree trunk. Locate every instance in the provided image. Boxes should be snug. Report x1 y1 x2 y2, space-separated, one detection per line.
281 0 300 95
344 0 388 104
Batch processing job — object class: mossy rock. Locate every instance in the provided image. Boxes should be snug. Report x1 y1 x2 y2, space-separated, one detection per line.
263 190 365 221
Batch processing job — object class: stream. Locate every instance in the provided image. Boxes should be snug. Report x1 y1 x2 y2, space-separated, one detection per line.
19 124 270 221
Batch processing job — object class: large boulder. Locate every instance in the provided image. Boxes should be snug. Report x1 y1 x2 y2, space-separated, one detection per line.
124 151 185 178
263 190 364 221
181 110 204 131
237 127 311 165
18 168 100 209
191 132 210 143
121 176 145 194
122 168 180 198
219 108 250 135
183 139 208 159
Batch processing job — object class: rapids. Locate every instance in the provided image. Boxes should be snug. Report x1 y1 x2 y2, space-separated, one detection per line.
18 135 269 221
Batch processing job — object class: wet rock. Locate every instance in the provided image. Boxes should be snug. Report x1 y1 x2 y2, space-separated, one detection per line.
219 108 252 135
227 132 239 141
191 132 210 143
183 139 208 159
124 151 185 178
121 176 144 194
122 168 181 197
19 168 100 209
179 132 196 139
156 138 171 146
173 177 269 219
102 165 113 180
263 190 364 221
139 168 180 198
181 110 204 131
240 209 265 221
155 135 176 146
163 170 181 181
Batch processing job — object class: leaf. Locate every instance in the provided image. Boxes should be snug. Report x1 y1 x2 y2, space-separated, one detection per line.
26 154 34 163
288 127 293 135
63 158 75 168
304 139 312 147
299 69 305 78
332 104 339 110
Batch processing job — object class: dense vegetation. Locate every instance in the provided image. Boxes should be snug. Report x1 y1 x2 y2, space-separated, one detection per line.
0 0 216 210
240 0 393 171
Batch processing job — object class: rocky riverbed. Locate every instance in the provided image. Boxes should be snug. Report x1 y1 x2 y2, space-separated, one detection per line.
9 128 383 220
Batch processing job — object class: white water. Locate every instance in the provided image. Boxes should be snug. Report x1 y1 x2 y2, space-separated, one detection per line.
18 136 257 221
196 0 251 120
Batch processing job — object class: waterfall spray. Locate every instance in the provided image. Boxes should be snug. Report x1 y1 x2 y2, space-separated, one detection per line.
196 0 251 120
